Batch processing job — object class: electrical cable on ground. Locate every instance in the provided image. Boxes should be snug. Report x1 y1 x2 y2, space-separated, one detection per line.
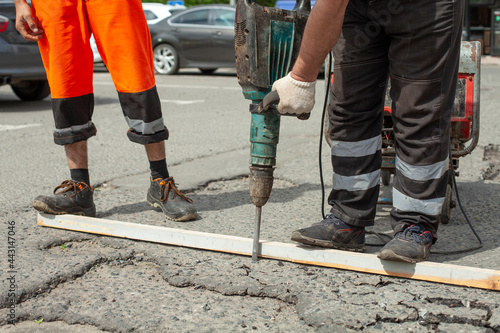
318 52 332 221
430 145 483 255
318 52 483 254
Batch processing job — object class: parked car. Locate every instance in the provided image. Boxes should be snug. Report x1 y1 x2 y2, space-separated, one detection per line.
90 35 102 64
143 2 186 25
149 4 236 75
0 0 50 101
91 3 187 64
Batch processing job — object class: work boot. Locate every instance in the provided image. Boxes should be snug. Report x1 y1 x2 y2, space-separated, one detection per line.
291 214 365 252
33 180 96 217
377 224 433 263
147 177 197 221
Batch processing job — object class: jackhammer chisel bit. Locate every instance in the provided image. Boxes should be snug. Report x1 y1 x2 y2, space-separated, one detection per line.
234 0 310 261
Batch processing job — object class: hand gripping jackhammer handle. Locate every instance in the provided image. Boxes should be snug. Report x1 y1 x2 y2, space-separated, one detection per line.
257 90 311 120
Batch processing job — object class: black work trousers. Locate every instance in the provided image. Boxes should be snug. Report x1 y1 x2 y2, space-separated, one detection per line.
327 0 464 238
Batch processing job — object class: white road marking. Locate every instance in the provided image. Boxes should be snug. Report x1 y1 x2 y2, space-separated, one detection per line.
156 83 240 90
93 81 241 90
93 80 239 105
0 124 41 132
160 99 205 105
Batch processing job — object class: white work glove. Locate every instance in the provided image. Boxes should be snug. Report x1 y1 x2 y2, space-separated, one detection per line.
271 73 316 118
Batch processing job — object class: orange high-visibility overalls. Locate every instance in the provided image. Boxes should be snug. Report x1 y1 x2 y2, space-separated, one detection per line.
32 0 168 145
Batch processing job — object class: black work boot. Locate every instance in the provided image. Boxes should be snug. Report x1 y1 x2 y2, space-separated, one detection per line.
291 214 365 252
377 224 433 263
33 180 96 217
147 177 197 221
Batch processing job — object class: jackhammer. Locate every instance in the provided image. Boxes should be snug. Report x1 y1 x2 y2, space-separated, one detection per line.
234 0 311 261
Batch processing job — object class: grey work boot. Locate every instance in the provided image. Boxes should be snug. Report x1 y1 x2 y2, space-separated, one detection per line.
147 177 197 222
291 214 366 252
33 180 96 217
377 224 433 263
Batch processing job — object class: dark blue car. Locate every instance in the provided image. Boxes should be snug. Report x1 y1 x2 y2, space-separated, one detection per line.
0 0 50 100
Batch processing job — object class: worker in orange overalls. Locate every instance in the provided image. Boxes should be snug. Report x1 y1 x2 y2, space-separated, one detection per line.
14 0 197 221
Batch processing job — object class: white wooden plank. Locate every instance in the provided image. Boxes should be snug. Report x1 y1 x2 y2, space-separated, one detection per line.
37 213 253 256
37 213 500 291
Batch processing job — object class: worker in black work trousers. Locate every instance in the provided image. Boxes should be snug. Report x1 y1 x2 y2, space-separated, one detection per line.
272 0 463 263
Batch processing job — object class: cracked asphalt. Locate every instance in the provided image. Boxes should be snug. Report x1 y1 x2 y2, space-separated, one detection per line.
1 60 500 332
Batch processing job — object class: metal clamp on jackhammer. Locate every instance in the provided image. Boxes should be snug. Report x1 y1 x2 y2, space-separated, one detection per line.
234 0 311 261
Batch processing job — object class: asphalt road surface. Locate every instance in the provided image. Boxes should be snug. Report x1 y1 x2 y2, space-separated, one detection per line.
0 63 499 332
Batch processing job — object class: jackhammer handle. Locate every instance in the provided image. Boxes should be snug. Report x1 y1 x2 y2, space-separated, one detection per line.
262 90 280 110
258 91 310 120
292 0 312 13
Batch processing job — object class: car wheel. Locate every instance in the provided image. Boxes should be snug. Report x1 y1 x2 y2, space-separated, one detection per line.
199 68 217 74
10 80 50 101
153 43 180 75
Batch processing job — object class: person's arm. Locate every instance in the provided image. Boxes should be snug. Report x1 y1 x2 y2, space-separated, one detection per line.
14 0 44 41
272 0 349 116
291 0 349 82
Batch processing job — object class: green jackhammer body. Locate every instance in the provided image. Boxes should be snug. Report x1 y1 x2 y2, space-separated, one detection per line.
234 0 310 260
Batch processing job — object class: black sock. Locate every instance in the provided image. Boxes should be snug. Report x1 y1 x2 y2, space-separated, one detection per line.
70 169 90 185
149 159 169 180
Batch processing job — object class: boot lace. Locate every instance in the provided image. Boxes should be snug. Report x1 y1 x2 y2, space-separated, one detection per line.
398 225 432 244
53 180 83 195
159 178 193 203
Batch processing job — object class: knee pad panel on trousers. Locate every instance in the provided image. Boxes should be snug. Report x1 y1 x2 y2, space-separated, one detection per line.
119 86 169 144
52 93 97 145
127 128 169 144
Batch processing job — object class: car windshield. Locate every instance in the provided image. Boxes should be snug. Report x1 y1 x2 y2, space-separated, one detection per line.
143 9 158 20
171 9 210 25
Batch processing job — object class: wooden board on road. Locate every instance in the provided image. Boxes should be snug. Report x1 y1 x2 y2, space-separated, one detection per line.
37 213 500 291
